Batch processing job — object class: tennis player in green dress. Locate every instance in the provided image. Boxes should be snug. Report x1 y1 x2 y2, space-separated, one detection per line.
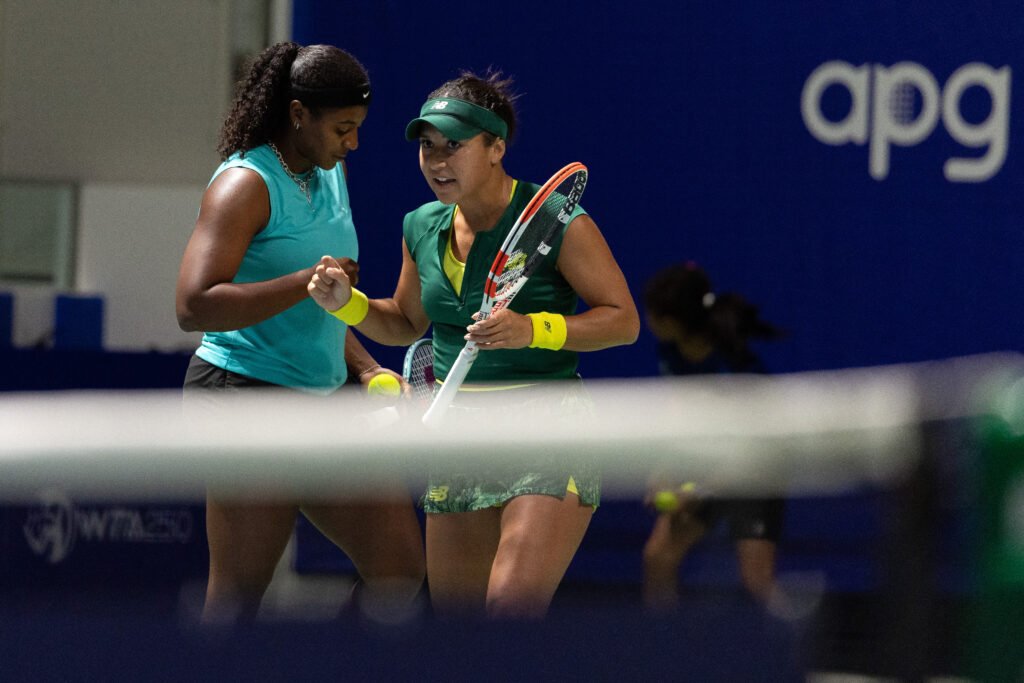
309 71 639 618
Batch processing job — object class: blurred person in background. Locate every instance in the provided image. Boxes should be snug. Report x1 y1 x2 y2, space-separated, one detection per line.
641 261 786 610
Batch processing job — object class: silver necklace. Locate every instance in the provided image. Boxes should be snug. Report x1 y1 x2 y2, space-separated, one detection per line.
267 141 315 205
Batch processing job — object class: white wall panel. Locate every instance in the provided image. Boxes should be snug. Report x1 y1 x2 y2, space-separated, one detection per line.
0 0 231 184
77 183 203 351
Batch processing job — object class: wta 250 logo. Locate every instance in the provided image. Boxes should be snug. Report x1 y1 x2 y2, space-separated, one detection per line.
801 61 1011 182
22 489 195 564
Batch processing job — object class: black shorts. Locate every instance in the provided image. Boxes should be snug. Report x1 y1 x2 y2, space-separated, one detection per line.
183 355 277 392
182 356 289 421
696 497 785 542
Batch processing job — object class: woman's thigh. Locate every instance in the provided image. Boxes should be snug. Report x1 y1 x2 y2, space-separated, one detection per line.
425 508 502 617
205 499 298 589
487 493 593 616
303 497 425 581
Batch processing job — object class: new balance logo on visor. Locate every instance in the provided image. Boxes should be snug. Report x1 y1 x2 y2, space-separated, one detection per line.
431 101 449 110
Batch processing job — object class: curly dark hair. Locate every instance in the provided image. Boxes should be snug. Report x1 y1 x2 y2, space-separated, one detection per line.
644 262 785 371
427 69 519 144
217 42 370 159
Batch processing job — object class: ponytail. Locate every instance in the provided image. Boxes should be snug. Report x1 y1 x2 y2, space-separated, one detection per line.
706 293 785 371
217 42 301 159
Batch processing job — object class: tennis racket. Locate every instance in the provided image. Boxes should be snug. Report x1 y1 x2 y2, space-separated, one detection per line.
422 161 588 428
402 338 435 404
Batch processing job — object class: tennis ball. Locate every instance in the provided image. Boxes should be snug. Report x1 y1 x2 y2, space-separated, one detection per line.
367 373 401 397
652 490 680 513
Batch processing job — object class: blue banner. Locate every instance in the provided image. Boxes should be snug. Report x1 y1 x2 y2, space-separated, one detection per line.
293 1 1023 375
1 493 206 608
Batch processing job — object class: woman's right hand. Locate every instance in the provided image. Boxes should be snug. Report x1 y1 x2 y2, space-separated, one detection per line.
308 255 355 312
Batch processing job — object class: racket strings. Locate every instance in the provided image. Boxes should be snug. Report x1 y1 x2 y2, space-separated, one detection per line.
406 344 436 401
491 172 585 298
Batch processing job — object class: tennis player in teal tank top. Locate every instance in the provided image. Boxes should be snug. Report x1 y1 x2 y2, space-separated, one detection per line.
307 70 640 619
175 42 424 624
195 144 357 391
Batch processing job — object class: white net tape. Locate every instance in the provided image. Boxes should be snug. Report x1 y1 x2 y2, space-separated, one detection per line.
1 353 1021 502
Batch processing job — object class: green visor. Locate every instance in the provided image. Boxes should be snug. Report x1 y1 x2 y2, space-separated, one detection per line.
404 98 509 141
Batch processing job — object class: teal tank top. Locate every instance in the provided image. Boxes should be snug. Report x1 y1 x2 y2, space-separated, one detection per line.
195 145 357 392
403 180 582 383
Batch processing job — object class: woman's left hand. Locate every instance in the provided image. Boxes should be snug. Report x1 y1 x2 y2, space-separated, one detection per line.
359 366 410 397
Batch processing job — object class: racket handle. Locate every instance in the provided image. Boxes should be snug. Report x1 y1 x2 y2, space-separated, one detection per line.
422 344 478 428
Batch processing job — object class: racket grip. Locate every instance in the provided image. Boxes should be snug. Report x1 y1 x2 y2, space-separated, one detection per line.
422 344 477 428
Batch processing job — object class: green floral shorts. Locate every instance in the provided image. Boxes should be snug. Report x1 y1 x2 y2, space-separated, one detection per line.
421 379 601 513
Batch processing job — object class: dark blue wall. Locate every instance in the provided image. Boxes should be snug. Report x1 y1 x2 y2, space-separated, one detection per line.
293 1 1024 377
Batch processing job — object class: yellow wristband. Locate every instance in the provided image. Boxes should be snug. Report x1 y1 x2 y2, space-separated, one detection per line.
328 288 369 326
527 312 567 351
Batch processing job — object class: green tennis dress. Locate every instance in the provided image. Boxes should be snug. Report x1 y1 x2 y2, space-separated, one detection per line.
403 180 601 513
